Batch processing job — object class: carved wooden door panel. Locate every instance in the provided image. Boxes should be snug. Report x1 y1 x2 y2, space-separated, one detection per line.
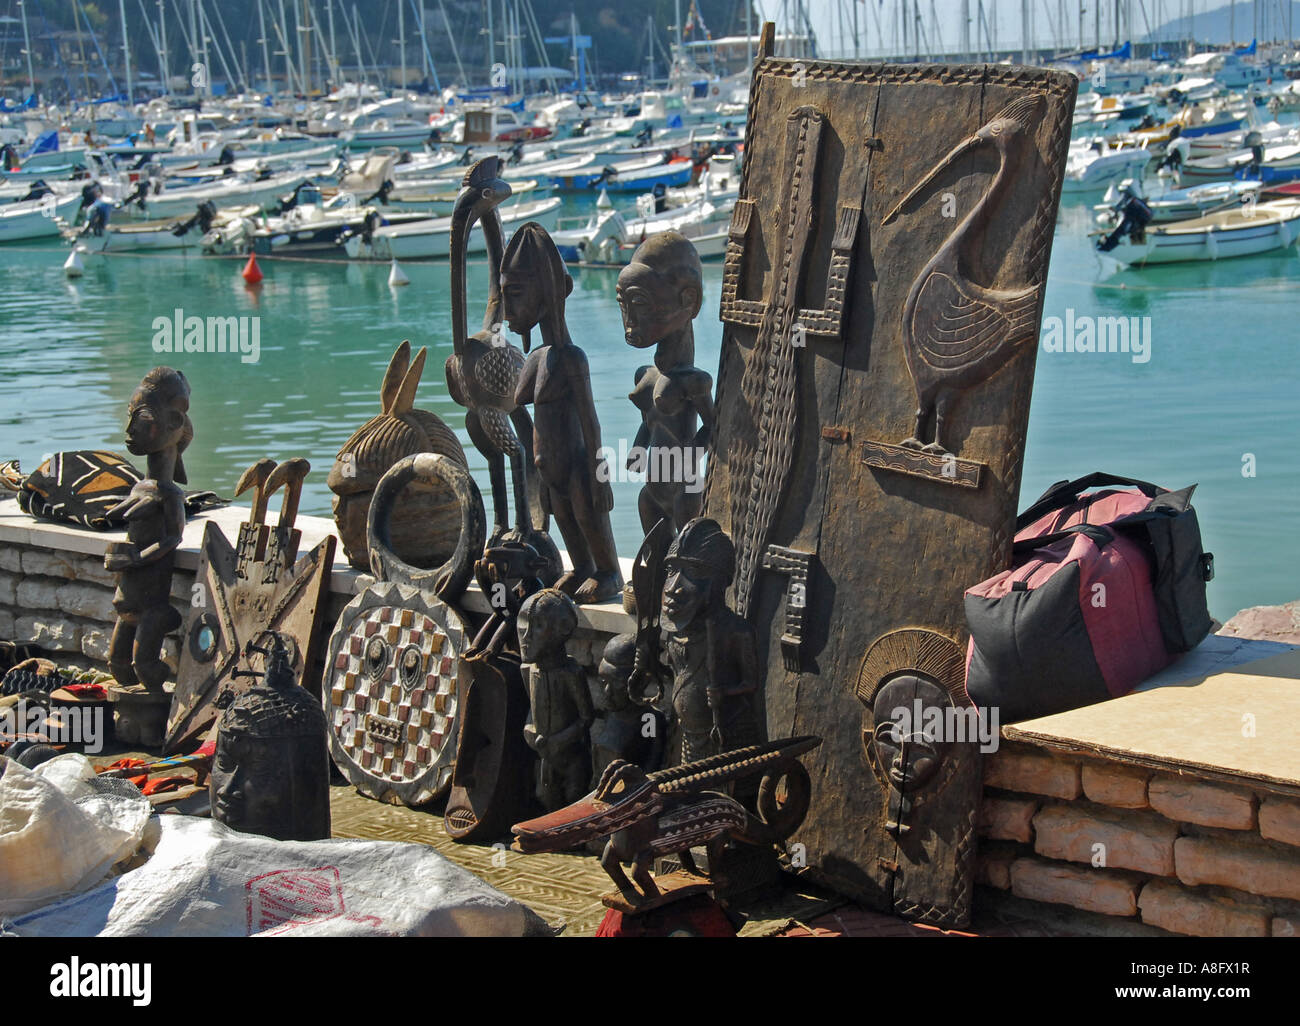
703 26 1075 925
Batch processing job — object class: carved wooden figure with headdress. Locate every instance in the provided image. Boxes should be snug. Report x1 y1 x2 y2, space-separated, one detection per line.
659 518 763 768
103 367 191 691
507 222 624 605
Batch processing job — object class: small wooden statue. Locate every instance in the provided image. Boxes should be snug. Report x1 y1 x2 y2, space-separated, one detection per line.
591 632 663 783
507 222 624 605
210 632 331 841
104 367 191 692
659 518 764 766
517 587 593 811
617 232 715 534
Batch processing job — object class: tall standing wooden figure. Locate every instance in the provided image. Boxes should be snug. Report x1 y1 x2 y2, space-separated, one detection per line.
617 231 715 535
508 222 624 604
701 24 1075 925
104 367 191 692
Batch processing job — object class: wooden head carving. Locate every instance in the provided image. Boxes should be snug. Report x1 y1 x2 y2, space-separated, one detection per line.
499 221 573 352
126 366 192 485
328 340 468 570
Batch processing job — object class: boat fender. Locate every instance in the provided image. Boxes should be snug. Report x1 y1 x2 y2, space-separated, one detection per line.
1279 218 1294 249
1205 226 1218 260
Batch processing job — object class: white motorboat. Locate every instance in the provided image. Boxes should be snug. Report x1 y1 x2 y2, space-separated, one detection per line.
1097 197 1300 265
1094 178 1263 225
0 192 82 242
72 203 262 253
381 179 543 217
342 119 438 150
1064 141 1152 193
112 170 310 221
350 196 563 260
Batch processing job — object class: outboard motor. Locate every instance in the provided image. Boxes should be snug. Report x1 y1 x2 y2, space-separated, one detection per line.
173 199 218 237
508 140 525 165
79 180 104 211
124 178 151 211
0 143 19 171
1096 187 1154 252
217 143 237 166
81 199 111 237
1157 135 1188 174
276 180 312 214
362 179 394 206
634 124 653 147
651 182 667 214
458 146 476 166
1244 131 1265 178
19 180 53 203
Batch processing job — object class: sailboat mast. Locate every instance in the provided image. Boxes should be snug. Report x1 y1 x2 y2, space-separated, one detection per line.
18 0 35 99
120 0 133 104
258 0 273 94
157 0 168 95
399 0 406 92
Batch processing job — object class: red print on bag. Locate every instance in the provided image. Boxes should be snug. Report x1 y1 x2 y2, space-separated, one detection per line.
245 867 383 935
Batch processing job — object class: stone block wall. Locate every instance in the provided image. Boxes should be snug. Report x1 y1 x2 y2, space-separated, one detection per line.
0 544 189 671
0 520 628 697
978 741 1300 936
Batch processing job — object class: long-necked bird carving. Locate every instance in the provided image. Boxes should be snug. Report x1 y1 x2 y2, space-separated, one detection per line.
881 94 1046 455
446 156 543 544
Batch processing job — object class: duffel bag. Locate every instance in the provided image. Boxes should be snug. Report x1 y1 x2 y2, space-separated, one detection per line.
965 472 1215 723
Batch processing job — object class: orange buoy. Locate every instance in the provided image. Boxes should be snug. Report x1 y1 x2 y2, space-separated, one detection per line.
242 253 263 285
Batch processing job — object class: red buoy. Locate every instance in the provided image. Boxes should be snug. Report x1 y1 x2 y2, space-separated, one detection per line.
242 253 263 285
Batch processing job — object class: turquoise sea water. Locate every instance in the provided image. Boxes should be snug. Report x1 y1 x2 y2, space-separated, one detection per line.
0 191 1295 621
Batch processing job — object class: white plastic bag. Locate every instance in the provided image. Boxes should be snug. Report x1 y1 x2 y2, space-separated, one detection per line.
4 814 548 937
0 754 152 917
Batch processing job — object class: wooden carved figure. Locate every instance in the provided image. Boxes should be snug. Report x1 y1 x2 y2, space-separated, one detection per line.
591 632 664 783
511 735 821 911
104 367 191 692
508 222 624 605
447 156 553 564
518 587 593 811
617 231 715 534
211 632 331 841
659 518 763 766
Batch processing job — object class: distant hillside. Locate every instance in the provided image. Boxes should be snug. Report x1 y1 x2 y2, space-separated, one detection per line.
5 1 759 91
1147 0 1299 46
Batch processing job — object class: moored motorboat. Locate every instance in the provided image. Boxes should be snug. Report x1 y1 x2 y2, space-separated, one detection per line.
350 196 563 260
0 192 82 242
1096 196 1300 265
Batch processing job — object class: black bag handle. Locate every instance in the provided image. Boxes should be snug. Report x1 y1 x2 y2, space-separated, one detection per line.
1016 472 1166 531
1012 522 1114 556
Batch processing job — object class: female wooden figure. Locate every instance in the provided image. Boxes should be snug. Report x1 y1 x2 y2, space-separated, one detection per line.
508 222 623 605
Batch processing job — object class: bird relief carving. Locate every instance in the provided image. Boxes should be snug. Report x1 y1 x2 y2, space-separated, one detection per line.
861 94 1048 489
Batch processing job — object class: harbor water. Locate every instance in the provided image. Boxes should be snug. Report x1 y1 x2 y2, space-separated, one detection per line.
0 192 1295 621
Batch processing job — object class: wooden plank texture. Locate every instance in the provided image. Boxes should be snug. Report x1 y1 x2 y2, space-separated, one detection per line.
702 37 1075 925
